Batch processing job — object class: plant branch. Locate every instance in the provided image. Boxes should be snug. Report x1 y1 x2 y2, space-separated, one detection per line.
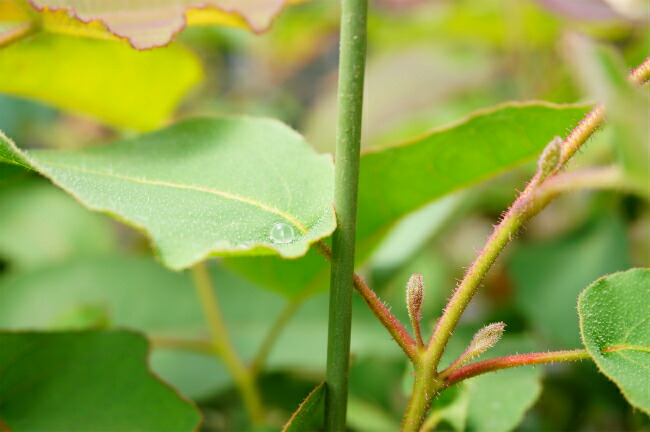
317 242 418 360
191 263 265 427
149 336 214 355
443 349 591 387
324 0 368 429
402 58 650 431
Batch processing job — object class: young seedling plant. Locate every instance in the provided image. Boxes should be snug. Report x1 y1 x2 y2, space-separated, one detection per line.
0 0 648 431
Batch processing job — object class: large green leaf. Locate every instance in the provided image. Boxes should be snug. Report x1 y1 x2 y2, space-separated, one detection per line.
511 214 630 348
578 268 650 414
0 117 335 269
0 34 203 131
0 330 201 431
227 102 592 297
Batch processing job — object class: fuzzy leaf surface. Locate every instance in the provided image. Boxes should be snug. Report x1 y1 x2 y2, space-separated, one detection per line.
579 268 650 413
227 102 592 297
0 330 201 431
0 117 335 269
0 34 202 131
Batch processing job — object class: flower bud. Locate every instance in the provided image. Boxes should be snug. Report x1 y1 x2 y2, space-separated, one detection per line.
465 322 506 360
537 136 563 182
406 274 424 325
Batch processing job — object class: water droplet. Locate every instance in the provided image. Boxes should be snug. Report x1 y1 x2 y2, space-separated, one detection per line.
270 222 294 244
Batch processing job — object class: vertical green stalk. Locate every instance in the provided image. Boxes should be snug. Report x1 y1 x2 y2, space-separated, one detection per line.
325 0 368 429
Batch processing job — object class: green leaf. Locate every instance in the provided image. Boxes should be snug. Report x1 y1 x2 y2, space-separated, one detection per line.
511 214 630 348
578 268 650 414
0 180 116 270
0 330 201 432
282 382 325 432
0 33 203 131
227 102 592 297
0 117 335 269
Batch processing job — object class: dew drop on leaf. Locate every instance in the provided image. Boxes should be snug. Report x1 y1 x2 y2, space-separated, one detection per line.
270 222 295 244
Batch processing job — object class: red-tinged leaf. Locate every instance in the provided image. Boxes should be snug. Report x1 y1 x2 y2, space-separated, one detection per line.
26 0 296 49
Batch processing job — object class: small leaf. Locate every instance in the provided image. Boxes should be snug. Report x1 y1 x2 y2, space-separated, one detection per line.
282 382 325 432
21 0 301 49
0 33 203 131
578 268 650 413
0 330 202 431
0 117 335 270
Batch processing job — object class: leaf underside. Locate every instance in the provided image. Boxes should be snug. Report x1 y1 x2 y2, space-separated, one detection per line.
579 268 650 414
0 117 335 270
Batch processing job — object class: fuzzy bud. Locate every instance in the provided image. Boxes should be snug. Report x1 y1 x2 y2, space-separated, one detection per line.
406 274 424 326
537 136 563 182
463 322 506 363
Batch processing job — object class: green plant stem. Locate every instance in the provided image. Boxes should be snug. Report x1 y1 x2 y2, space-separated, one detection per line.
443 349 591 386
325 0 368 428
402 101 613 431
149 336 213 355
191 263 265 427
318 242 418 360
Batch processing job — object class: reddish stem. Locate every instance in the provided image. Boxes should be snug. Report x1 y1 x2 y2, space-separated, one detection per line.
316 241 418 360
444 349 591 387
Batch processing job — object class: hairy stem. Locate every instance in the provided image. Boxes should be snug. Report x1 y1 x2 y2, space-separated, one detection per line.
443 349 591 387
317 242 418 360
401 58 649 428
324 0 368 428
629 57 650 85
191 263 265 426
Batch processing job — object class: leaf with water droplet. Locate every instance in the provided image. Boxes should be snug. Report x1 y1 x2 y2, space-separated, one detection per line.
579 268 650 414
0 117 335 270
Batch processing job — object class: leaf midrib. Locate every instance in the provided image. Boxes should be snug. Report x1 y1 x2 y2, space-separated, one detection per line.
40 160 309 234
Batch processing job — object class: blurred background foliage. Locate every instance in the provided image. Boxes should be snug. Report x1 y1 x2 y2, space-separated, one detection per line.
0 0 648 430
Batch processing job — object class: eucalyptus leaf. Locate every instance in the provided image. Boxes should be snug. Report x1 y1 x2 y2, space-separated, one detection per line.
579 268 650 414
0 330 201 432
0 117 335 269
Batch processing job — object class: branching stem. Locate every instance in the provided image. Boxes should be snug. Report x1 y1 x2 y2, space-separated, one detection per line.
401 59 649 431
443 349 591 386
